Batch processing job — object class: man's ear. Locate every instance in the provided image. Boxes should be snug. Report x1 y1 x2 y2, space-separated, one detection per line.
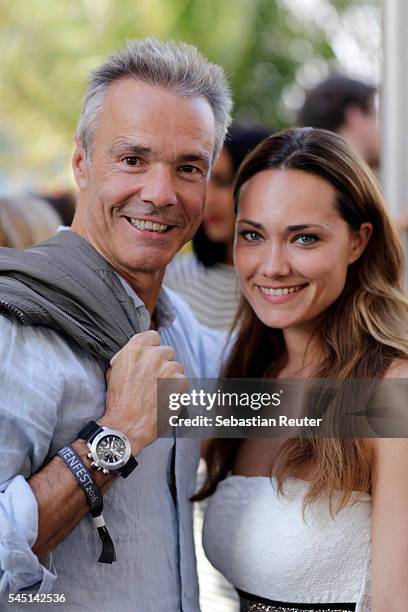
343 104 366 134
72 135 88 190
348 222 373 264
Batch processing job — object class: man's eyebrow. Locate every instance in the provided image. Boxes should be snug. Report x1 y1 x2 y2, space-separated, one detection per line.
177 153 211 166
110 142 211 166
110 142 151 155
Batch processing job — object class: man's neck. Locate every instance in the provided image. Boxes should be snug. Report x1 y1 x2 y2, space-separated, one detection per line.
70 222 163 316
118 268 164 316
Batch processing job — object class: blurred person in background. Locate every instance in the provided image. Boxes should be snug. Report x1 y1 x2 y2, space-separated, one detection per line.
298 74 380 171
0 195 60 248
165 125 270 330
297 75 408 234
39 191 76 226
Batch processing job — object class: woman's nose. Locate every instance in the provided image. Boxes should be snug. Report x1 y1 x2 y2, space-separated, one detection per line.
257 244 292 278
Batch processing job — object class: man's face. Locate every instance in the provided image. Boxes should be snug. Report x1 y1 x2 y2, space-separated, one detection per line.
72 79 215 279
362 101 381 169
342 97 381 170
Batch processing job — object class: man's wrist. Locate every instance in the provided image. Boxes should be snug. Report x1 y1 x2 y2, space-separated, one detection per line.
71 440 116 490
96 419 145 456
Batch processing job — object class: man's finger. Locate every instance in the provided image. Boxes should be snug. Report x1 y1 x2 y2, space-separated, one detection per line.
110 330 161 365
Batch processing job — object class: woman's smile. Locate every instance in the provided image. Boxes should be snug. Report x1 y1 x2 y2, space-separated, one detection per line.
256 282 309 304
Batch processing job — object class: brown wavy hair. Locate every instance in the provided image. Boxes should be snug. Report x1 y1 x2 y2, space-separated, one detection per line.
196 128 408 511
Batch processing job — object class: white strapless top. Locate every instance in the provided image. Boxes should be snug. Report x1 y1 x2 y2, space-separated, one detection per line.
203 476 371 611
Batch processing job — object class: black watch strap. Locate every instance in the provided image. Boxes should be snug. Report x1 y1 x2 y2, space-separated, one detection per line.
78 420 103 443
117 455 138 478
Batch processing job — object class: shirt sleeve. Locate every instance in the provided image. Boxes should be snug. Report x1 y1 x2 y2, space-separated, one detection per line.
162 287 231 379
0 317 61 593
195 324 229 379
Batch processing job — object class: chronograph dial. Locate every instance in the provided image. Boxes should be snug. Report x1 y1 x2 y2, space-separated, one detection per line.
90 430 132 471
78 421 138 478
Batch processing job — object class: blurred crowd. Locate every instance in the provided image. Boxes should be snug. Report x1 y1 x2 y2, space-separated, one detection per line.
0 192 75 249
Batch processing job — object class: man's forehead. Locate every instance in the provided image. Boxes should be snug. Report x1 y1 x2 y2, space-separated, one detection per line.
99 78 215 140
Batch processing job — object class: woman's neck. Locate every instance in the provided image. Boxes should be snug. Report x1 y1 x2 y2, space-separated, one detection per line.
279 324 323 378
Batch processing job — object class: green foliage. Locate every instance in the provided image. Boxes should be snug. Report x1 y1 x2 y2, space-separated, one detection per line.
0 0 358 186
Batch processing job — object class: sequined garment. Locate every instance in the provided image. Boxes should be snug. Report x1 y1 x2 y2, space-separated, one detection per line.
239 591 356 612
241 603 354 612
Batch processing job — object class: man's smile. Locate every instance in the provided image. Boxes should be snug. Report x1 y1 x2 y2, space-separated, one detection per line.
126 217 170 233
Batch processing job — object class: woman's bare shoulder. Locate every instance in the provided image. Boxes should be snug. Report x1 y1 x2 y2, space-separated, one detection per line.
384 357 408 379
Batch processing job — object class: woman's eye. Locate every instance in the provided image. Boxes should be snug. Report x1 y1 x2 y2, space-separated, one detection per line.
122 156 141 166
239 230 262 242
293 233 319 246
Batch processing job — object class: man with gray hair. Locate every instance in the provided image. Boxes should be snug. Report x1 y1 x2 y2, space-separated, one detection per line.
0 37 231 611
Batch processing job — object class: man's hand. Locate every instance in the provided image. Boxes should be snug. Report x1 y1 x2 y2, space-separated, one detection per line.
31 331 186 559
100 330 187 455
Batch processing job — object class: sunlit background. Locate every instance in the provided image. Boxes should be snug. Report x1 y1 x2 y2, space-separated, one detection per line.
0 0 380 191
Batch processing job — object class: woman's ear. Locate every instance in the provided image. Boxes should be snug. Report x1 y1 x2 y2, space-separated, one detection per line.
348 222 373 264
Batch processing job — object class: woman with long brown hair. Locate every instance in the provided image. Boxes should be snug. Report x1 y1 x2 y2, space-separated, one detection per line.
199 128 408 611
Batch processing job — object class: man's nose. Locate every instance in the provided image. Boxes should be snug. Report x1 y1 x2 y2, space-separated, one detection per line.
258 243 292 278
139 164 178 208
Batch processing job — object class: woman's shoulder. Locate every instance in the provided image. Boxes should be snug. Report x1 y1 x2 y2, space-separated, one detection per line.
370 357 408 457
383 357 408 379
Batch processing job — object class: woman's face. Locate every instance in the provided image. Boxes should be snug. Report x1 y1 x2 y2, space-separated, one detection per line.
203 147 236 244
234 168 371 332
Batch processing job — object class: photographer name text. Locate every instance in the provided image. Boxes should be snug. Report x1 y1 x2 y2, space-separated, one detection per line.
168 415 323 428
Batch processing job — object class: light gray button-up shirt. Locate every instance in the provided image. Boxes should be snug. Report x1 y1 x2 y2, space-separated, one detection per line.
0 283 225 612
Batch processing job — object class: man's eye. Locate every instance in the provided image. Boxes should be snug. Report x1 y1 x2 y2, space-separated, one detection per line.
122 156 141 166
239 230 262 242
180 165 200 175
293 233 319 246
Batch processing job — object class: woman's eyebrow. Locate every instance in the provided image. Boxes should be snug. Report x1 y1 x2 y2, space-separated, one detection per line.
236 218 264 230
287 223 328 231
237 220 330 231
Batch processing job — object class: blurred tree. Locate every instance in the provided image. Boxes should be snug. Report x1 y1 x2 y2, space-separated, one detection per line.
0 0 377 187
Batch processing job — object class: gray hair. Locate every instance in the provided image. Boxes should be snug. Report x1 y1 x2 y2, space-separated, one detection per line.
77 37 232 162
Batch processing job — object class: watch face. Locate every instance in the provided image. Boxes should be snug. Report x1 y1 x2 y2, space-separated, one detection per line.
96 435 126 465
91 429 131 470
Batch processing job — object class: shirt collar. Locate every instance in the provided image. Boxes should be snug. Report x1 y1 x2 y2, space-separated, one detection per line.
117 275 176 331
58 226 176 330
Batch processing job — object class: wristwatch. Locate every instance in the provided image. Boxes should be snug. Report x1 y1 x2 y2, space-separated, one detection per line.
78 420 138 478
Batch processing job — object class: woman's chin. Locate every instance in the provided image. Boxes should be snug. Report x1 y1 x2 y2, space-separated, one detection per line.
203 228 232 243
